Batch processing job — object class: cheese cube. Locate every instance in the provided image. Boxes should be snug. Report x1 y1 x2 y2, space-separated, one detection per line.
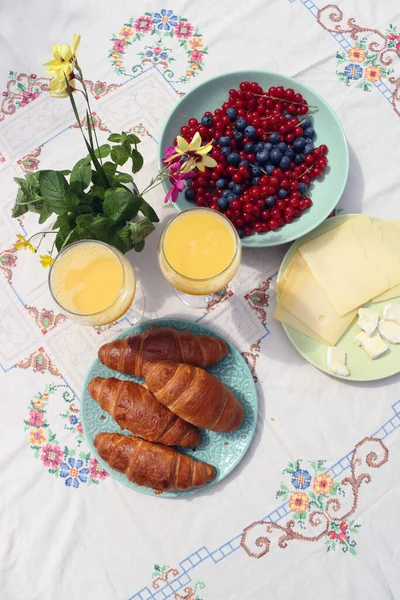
354 331 388 359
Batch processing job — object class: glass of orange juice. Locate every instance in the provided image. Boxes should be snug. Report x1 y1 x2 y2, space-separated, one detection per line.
158 207 241 308
49 240 145 326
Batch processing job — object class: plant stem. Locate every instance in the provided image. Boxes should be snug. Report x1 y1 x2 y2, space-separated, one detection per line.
254 93 318 108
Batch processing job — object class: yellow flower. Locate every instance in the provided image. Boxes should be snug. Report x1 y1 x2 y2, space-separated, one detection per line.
191 63 199 72
189 36 203 50
33 399 44 410
14 234 36 253
289 491 310 513
119 26 133 39
39 254 54 268
364 65 382 82
347 46 366 63
29 428 46 446
173 132 217 173
111 52 122 60
43 34 81 98
313 473 334 495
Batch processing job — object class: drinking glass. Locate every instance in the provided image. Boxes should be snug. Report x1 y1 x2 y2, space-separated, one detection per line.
49 240 145 326
158 207 241 309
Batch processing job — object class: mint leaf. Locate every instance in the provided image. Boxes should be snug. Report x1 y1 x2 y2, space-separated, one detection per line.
131 149 144 173
90 215 114 237
128 217 155 244
108 133 122 143
76 214 94 228
93 144 111 159
111 144 130 166
38 203 53 224
70 158 92 195
140 198 159 222
135 239 145 252
124 133 141 145
115 172 133 184
103 188 142 224
39 171 79 215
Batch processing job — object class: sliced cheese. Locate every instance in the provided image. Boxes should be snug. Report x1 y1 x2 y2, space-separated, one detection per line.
299 217 392 316
278 261 357 346
383 302 400 324
373 221 400 302
273 303 329 345
378 320 400 344
354 330 388 359
276 251 307 296
357 308 378 336
327 346 349 377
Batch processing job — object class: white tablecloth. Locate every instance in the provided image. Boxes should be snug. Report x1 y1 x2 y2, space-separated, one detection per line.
1 1 400 598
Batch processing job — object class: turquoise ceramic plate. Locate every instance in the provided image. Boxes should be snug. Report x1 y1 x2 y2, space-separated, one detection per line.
81 318 258 497
277 215 400 381
158 70 349 247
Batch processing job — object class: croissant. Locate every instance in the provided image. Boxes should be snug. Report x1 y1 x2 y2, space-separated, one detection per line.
88 377 201 448
98 326 228 376
94 432 215 492
141 361 244 432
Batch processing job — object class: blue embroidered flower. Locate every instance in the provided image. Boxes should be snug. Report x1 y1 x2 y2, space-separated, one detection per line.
153 9 178 31
60 457 89 488
291 469 312 490
160 51 168 59
344 63 363 81
69 414 78 425
145 50 153 57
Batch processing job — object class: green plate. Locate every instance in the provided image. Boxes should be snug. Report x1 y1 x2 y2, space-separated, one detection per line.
158 70 349 247
81 318 257 497
277 214 400 381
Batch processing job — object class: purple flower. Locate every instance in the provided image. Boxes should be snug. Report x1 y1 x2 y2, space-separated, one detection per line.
162 145 180 166
164 170 193 204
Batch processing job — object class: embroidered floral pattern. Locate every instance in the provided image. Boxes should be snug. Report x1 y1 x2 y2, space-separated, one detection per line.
0 247 18 283
241 437 388 557
83 79 120 99
16 346 61 376
109 11 208 84
0 72 49 121
24 384 108 487
245 278 271 326
25 306 66 334
151 565 206 599
336 38 394 91
71 111 110 132
18 146 42 173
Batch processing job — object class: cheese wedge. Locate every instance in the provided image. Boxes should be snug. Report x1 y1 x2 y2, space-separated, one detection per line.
378 320 400 344
383 303 400 325
357 308 378 336
273 303 329 345
354 330 388 359
278 261 357 345
327 346 349 377
299 217 393 316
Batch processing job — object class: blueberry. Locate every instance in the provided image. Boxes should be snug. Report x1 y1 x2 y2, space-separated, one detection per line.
184 188 196 202
221 146 231 157
233 130 243 142
216 178 227 189
219 136 231 147
279 156 291 170
244 142 255 153
244 125 257 138
302 118 312 129
218 197 229 211
228 181 235 190
235 118 247 131
278 188 288 199
237 227 245 239
264 142 272 151
227 193 237 202
239 160 249 168
284 148 295 159
304 127 315 139
265 196 276 208
269 132 280 145
252 177 260 186
266 164 275 175
284 113 291 120
293 137 306 152
304 144 313 155
226 107 237 120
277 142 287 153
233 184 242 195
270 148 283 164
252 166 262 177
222 189 231 197
294 153 305 165
201 115 213 127
227 152 240 166
298 182 308 194
256 142 265 153
256 150 270 164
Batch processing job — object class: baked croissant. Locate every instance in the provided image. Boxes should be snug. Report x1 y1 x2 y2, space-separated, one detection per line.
98 326 228 376
141 361 244 432
88 377 201 448
94 432 215 492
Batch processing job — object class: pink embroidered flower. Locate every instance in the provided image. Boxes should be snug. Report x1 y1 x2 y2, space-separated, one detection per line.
29 410 43 427
340 522 348 532
134 15 153 33
153 46 162 55
388 33 396 40
30 73 37 79
190 51 204 63
337 532 347 543
41 443 63 469
88 457 109 480
175 21 194 39
76 423 83 434
113 40 126 52
328 530 337 540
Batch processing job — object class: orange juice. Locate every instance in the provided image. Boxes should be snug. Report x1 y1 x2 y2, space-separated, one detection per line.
159 209 241 295
50 241 136 325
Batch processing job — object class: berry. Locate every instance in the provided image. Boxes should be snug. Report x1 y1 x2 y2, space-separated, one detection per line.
320 144 328 155
294 153 305 165
218 136 231 147
218 197 229 211
279 156 291 170
227 152 240 166
185 188 196 202
201 115 213 127
220 146 230 157
235 118 248 131
303 126 315 138
270 149 282 164
266 164 275 175
269 132 280 145
244 125 257 138
237 227 245 238
256 149 270 164
216 178 227 189
226 107 237 120
265 196 275 208
233 130 244 142
278 188 288 199
293 137 306 152
252 166 262 177
244 142 255 153
268 219 279 230
298 182 308 194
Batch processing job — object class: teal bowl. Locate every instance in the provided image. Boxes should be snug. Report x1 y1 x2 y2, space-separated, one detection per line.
158 70 349 247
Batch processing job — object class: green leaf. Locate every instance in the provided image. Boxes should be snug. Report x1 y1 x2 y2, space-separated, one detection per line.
59 169 72 176
103 161 117 180
139 198 159 222
349 547 357 556
89 215 114 238
135 239 145 252
89 184 106 200
93 144 111 159
70 158 92 195
76 214 94 228
103 188 142 224
111 144 130 166
38 203 53 224
131 148 144 173
39 171 79 215
115 172 133 184
12 189 29 217
108 133 123 143
128 217 155 244
124 133 141 145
